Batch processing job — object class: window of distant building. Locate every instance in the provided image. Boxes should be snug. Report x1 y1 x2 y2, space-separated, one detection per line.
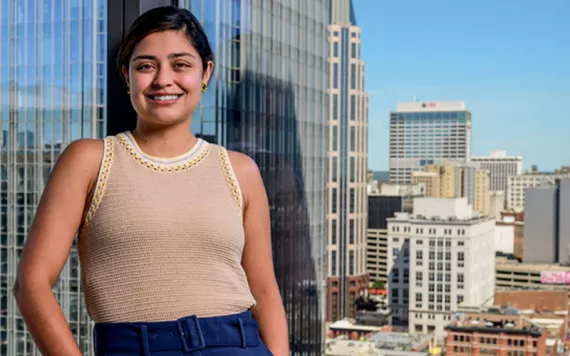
351 43 356 58
333 63 339 89
333 42 339 57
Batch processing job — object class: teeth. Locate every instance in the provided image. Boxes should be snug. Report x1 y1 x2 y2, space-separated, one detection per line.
152 95 179 101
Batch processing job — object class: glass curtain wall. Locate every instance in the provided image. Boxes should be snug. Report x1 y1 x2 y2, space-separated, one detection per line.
179 0 329 354
0 0 106 354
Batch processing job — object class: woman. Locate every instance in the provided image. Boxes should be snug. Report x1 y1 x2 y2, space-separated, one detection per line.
13 6 288 356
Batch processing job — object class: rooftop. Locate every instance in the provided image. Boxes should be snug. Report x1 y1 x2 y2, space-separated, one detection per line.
495 258 570 273
446 306 544 337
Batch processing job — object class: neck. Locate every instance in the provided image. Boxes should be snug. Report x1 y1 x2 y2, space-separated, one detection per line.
131 120 197 158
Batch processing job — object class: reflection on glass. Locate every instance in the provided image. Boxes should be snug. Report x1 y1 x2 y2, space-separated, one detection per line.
0 0 106 354
181 0 329 354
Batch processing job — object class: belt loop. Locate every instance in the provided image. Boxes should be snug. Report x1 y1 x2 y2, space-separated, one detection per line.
237 318 247 348
140 325 151 356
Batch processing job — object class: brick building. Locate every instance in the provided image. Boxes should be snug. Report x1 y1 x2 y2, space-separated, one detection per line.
445 306 548 355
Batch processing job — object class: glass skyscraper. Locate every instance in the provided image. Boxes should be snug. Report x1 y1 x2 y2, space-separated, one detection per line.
180 0 329 354
2 0 328 354
0 0 107 354
389 101 472 184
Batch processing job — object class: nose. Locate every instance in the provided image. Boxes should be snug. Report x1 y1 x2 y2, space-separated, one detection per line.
152 66 174 87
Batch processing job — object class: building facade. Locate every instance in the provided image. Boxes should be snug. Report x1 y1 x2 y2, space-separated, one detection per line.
413 161 490 216
387 198 495 337
389 101 471 184
367 195 413 285
472 151 523 192
1 0 107 354
489 191 506 220
445 307 548 356
506 173 570 211
182 0 330 353
327 0 369 322
524 179 570 264
411 172 440 198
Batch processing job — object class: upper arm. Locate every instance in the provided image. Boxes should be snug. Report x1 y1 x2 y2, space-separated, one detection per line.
227 151 278 297
16 139 104 288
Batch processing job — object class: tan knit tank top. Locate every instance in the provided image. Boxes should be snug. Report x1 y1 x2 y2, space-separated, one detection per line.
77 132 256 323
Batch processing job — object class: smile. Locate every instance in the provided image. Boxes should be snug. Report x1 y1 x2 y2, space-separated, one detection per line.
145 94 183 104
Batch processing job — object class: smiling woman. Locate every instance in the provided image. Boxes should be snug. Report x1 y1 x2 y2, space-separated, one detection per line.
13 6 288 356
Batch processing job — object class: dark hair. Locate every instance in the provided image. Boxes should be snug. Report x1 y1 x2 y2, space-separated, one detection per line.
117 6 214 82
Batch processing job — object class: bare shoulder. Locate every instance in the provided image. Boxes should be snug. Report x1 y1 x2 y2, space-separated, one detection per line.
57 138 104 172
225 149 265 207
226 149 261 179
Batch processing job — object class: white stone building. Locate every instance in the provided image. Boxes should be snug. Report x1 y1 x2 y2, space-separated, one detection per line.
387 198 495 338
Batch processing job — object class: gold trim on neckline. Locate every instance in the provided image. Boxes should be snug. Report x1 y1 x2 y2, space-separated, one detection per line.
117 133 211 172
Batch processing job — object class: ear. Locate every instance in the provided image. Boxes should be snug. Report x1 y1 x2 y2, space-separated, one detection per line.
121 66 129 87
202 61 214 84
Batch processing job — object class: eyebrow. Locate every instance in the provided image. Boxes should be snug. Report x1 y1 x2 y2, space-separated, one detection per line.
132 52 197 62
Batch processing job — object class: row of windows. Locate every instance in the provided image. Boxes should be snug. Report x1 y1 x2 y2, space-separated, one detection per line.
330 249 364 277
331 156 366 183
391 226 467 236
331 187 366 214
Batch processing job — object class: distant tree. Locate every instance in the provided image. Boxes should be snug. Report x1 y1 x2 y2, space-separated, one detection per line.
372 281 385 290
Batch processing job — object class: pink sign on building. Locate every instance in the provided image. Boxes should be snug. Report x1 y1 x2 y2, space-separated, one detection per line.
540 271 570 284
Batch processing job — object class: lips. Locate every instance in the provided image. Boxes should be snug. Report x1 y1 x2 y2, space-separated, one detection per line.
146 94 183 101
144 93 183 105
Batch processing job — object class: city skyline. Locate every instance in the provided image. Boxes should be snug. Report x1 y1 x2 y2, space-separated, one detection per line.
354 0 570 172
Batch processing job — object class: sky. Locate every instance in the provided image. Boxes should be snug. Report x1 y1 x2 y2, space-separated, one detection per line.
352 0 570 172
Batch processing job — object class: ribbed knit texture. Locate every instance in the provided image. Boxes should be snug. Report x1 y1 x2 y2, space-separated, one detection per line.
77 133 256 323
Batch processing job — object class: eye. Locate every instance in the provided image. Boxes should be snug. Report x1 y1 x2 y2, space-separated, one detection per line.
174 62 191 69
136 63 154 72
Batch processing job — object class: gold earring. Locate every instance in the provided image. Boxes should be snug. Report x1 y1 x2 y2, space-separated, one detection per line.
201 83 207 92
127 86 131 95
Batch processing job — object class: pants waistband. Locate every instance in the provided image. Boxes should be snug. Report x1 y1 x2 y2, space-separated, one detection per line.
94 310 261 355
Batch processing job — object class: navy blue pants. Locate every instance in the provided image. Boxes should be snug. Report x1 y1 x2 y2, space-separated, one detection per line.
93 310 273 355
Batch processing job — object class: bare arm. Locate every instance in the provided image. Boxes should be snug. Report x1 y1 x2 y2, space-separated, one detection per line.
228 151 289 356
13 139 104 356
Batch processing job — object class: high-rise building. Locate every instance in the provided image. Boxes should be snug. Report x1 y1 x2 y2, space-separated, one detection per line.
182 0 330 353
389 101 471 184
1 1 107 354
472 151 523 192
387 198 495 337
327 0 369 323
507 173 570 211
524 179 570 265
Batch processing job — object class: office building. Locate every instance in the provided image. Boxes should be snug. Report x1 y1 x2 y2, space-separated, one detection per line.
472 151 523 192
506 173 570 211
414 162 490 216
412 172 440 198
0 0 107 354
387 198 495 337
327 0 369 323
367 194 415 285
181 0 331 353
389 101 471 184
524 179 570 264
185 0 335 352
445 306 547 356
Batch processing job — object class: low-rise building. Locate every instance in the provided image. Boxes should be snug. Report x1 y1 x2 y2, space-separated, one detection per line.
445 306 548 355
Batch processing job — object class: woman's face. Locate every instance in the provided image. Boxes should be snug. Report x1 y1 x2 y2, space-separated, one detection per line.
123 30 213 127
